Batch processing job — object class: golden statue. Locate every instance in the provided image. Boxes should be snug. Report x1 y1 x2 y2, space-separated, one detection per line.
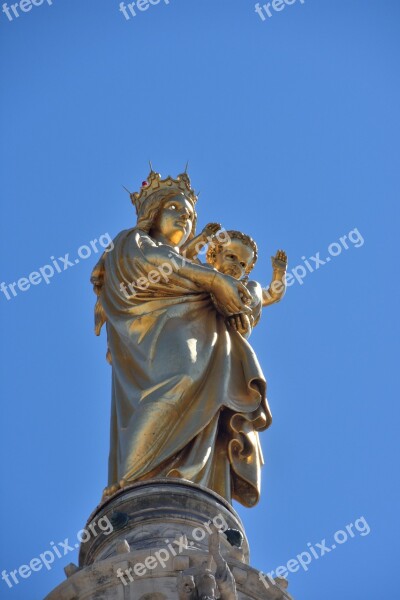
91 167 287 508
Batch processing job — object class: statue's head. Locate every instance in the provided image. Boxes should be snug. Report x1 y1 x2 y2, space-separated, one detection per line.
177 574 196 599
195 570 217 600
130 167 198 247
178 564 219 600
138 190 197 247
206 230 258 280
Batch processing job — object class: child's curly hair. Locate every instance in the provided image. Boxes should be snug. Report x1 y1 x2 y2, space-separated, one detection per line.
206 230 258 275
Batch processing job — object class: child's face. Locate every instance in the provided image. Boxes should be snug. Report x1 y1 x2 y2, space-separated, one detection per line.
214 239 254 280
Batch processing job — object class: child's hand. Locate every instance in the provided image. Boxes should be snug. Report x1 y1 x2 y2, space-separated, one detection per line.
202 222 221 238
226 313 252 336
271 249 287 271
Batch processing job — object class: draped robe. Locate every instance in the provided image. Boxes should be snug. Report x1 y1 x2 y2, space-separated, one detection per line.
92 228 272 507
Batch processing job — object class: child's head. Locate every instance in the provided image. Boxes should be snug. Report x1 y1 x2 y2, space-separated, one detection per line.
206 230 258 280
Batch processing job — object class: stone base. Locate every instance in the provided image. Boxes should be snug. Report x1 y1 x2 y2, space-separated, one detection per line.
45 479 293 600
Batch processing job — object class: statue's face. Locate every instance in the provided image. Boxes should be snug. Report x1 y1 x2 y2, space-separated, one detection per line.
180 575 195 595
214 238 254 279
151 193 194 247
197 573 217 600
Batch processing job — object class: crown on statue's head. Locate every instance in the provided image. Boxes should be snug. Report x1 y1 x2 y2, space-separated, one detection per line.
129 163 198 215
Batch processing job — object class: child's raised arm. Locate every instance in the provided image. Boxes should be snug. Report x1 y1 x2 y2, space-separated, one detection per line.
262 250 288 307
181 222 221 260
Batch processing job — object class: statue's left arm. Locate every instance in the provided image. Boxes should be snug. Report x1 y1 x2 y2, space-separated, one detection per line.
209 528 238 600
262 249 288 307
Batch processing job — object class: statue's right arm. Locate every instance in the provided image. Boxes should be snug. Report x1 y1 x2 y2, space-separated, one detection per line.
262 250 287 307
209 527 238 600
138 235 252 316
138 236 217 290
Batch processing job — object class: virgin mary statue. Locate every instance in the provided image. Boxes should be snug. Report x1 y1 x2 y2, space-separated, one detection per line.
91 168 271 508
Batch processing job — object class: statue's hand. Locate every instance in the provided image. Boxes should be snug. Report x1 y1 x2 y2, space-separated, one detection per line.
202 222 222 238
226 313 252 336
211 274 252 316
271 249 288 271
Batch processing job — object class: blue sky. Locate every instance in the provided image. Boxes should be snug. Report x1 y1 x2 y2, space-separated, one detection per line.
0 0 399 598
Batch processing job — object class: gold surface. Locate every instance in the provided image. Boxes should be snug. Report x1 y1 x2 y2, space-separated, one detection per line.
92 169 287 508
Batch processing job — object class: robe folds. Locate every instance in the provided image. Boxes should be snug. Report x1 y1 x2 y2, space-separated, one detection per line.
92 228 272 507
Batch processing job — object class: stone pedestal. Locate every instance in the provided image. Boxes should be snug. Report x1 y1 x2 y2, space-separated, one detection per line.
45 479 293 600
